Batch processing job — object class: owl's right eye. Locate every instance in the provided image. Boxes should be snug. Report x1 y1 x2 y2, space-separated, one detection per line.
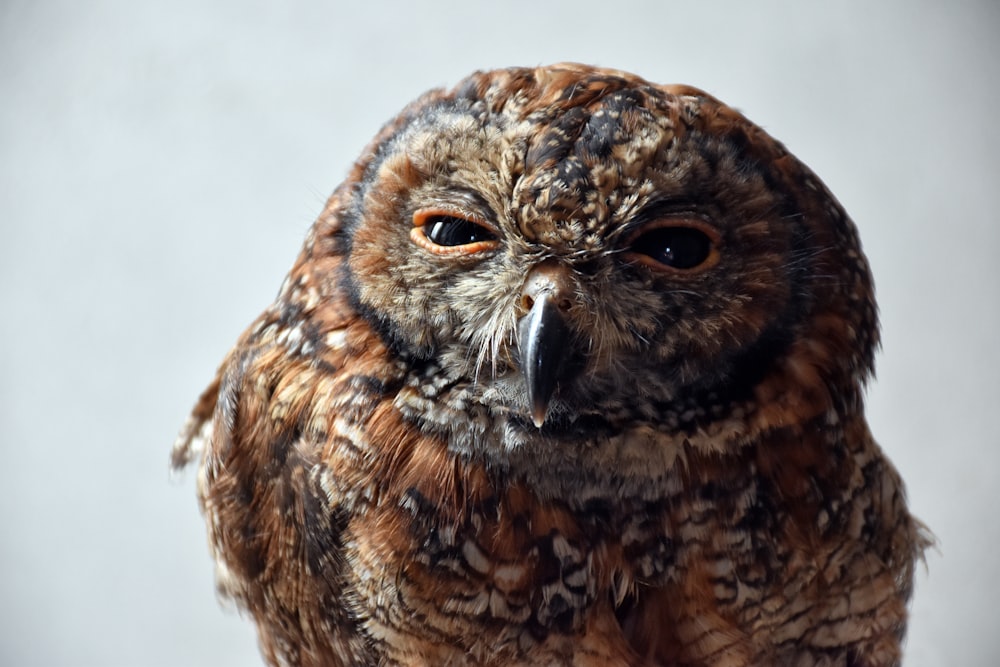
411 210 499 255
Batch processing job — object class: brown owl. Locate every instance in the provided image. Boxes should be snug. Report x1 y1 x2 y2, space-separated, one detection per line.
173 64 927 666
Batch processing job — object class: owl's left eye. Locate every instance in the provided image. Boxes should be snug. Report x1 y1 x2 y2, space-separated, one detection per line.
411 210 499 255
627 219 720 273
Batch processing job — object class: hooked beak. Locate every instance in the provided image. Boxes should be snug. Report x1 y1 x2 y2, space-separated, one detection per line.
518 294 571 427
516 262 576 428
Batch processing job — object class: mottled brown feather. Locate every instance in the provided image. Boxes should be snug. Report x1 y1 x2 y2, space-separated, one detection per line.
174 63 928 666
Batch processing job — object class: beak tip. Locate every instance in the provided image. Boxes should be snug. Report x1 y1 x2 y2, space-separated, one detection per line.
531 408 547 429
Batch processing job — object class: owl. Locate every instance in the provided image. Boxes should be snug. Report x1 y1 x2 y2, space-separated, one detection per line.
173 64 927 666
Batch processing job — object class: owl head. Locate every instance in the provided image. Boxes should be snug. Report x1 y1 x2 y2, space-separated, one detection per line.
298 64 877 489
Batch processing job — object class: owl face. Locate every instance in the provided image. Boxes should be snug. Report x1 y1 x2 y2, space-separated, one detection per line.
340 68 873 485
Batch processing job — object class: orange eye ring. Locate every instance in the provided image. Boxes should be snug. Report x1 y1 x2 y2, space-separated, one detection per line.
411 209 499 256
624 217 721 274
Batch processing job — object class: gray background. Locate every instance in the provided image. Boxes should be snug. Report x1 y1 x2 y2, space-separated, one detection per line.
1 1 996 665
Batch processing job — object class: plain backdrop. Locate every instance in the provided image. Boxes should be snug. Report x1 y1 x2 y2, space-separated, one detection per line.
1 1 997 665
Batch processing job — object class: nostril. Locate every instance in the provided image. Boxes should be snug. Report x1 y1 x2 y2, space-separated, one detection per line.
520 261 576 316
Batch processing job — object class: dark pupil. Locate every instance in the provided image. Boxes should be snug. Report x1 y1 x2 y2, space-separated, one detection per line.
633 227 712 269
426 217 494 246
